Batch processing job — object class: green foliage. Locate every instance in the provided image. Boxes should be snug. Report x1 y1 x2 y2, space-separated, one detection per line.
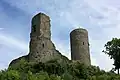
1 58 120 80
0 69 20 80
61 72 73 80
103 38 120 74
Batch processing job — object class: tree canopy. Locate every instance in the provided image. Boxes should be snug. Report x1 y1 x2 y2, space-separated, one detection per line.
103 38 120 74
1 58 120 80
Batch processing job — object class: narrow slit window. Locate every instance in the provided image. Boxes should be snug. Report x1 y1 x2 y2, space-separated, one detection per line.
83 42 84 45
42 43 44 48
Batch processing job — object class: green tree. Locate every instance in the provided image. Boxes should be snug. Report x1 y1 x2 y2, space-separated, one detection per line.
0 70 20 80
103 38 120 74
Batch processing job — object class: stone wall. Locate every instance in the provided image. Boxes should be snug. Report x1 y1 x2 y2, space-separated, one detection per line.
70 28 91 66
28 13 62 63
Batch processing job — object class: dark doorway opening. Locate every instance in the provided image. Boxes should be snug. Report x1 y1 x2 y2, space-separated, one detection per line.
42 43 44 48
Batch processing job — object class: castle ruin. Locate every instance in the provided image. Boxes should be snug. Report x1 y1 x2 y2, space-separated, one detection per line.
9 12 91 67
28 13 61 63
70 28 91 66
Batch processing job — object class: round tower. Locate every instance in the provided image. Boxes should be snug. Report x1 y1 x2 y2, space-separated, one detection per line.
70 28 91 66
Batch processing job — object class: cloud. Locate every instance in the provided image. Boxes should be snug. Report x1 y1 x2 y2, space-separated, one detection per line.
0 28 4 30
2 0 105 69
0 33 28 51
52 38 71 59
85 0 120 27
0 33 29 70
0 63 8 70
1 0 120 71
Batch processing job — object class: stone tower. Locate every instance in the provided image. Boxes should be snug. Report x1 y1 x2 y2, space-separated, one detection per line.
28 13 60 63
9 12 69 67
70 28 91 66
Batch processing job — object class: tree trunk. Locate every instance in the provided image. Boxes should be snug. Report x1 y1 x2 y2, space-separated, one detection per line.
118 69 119 74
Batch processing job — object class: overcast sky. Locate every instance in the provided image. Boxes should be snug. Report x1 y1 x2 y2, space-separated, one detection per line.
0 0 120 71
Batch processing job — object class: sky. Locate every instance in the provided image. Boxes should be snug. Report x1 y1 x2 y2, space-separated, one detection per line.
0 0 120 71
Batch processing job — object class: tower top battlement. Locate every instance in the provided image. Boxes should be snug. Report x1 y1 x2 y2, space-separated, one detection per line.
70 28 88 35
30 13 51 39
32 13 50 24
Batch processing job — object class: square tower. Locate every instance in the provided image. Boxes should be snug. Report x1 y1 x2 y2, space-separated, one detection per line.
30 13 51 39
29 13 55 62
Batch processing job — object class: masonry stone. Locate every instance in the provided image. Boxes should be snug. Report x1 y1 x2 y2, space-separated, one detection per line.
28 13 62 63
70 28 91 66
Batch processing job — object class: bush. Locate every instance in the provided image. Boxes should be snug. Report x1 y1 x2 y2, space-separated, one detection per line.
1 59 120 80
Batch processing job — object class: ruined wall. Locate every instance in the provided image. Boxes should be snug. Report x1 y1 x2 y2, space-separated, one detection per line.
28 13 61 63
9 13 69 67
70 28 91 66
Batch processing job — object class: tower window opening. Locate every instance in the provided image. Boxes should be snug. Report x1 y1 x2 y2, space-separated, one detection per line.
42 43 44 48
83 42 84 45
32 25 36 32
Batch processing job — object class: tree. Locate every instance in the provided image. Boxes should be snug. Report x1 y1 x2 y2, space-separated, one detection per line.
103 38 120 74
